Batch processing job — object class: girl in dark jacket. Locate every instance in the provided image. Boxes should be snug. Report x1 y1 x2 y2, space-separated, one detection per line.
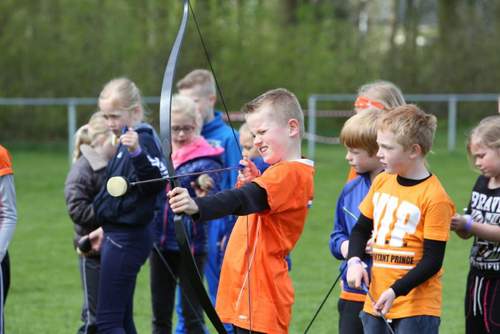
150 95 224 334
64 112 115 334
92 78 167 334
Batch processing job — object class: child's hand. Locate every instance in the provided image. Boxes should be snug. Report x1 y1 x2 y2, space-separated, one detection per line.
374 288 395 316
89 227 104 252
120 128 139 153
237 158 260 187
346 257 369 289
451 213 467 231
168 187 200 215
191 174 214 197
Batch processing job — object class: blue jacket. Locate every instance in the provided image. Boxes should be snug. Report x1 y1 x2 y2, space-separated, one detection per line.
329 173 373 298
157 138 224 254
202 111 241 190
94 123 167 229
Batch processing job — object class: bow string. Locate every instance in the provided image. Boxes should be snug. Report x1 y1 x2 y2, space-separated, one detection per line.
158 1 227 333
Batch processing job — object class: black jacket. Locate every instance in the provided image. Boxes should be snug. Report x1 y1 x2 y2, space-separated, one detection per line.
64 144 108 249
93 124 167 229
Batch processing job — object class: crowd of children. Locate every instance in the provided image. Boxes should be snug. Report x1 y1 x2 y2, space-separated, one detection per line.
0 71 478 334
58 74 500 334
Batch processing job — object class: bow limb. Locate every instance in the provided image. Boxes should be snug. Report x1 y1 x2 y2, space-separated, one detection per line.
159 1 227 333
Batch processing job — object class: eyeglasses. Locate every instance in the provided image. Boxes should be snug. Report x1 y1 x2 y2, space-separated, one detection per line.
172 125 195 134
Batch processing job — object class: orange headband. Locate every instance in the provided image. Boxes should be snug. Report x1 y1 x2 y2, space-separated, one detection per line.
354 96 386 111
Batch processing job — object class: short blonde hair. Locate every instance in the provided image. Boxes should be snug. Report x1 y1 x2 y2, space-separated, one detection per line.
378 104 436 155
340 108 382 156
171 94 202 135
72 112 110 162
241 88 304 138
467 115 500 156
99 77 144 120
176 69 216 97
357 80 405 111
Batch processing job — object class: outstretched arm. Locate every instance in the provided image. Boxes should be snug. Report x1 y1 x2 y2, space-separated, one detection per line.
169 182 270 220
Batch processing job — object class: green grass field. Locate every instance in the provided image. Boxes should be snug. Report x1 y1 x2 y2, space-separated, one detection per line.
5 135 476 333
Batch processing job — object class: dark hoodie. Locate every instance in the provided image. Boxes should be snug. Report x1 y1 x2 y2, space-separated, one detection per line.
93 123 167 229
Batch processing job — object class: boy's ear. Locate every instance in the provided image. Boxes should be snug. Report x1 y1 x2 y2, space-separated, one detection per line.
408 143 422 158
288 118 300 137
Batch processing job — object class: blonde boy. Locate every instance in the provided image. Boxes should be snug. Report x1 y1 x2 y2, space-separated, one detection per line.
177 69 241 189
329 109 383 334
346 105 455 334
168 88 314 334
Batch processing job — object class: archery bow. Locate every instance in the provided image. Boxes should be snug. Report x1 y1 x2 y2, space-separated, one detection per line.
158 1 227 333
187 2 255 331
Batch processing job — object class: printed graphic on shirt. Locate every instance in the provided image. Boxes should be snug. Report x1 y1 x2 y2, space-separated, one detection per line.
468 176 500 273
371 192 421 269
359 172 454 318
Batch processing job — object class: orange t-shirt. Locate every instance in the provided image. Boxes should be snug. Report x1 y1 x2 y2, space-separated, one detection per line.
0 145 13 176
359 172 455 319
215 159 314 334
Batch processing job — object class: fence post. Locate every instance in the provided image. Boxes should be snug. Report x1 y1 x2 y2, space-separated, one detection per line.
68 100 77 165
307 95 316 160
447 95 457 152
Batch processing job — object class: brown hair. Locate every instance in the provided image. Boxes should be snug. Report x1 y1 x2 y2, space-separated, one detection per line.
378 104 437 155
241 88 304 137
176 69 216 97
340 108 382 156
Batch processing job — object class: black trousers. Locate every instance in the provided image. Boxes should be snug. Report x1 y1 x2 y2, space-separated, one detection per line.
0 252 10 334
338 298 364 334
150 248 207 334
77 256 100 334
465 270 500 334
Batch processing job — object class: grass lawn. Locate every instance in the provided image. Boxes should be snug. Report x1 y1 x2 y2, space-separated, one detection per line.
5 132 476 333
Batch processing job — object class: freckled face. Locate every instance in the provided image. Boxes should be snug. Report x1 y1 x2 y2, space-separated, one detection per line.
246 106 289 165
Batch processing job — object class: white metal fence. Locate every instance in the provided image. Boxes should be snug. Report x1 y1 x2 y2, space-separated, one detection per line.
0 94 499 163
307 94 500 160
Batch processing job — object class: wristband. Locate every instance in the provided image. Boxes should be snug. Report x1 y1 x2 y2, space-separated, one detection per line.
347 257 362 267
463 214 474 232
129 146 142 158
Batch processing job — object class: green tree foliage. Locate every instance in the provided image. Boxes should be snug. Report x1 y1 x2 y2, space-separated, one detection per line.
0 0 499 140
